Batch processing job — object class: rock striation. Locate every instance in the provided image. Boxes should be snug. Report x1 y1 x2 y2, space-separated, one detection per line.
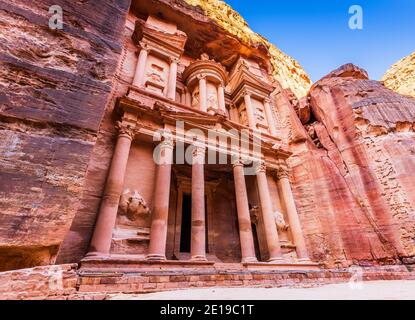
284 64 415 267
383 51 415 98
0 0 130 271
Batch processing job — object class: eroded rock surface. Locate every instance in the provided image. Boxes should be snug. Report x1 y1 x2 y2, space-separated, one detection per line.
383 51 415 98
282 64 415 267
0 0 130 271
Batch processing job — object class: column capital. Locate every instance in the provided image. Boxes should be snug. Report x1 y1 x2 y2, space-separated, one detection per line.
138 41 149 52
169 56 180 64
275 162 290 180
232 156 251 168
192 144 206 158
232 158 244 168
159 135 175 150
255 161 267 174
242 89 251 97
264 97 271 104
197 73 207 81
116 121 136 140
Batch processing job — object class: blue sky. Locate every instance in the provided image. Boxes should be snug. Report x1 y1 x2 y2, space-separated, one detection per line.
225 0 415 81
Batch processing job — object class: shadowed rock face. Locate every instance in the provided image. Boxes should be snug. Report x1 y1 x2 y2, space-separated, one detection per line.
383 51 415 98
0 0 131 271
285 64 415 267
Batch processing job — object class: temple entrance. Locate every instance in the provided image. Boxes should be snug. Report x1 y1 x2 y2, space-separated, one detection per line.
179 193 209 254
179 194 192 253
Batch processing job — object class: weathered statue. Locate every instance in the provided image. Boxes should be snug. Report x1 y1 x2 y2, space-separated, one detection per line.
249 205 259 225
119 190 151 221
191 86 200 109
274 210 289 231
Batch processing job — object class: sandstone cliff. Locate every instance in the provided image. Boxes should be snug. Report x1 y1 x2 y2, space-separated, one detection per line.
281 64 415 267
0 0 130 271
184 0 312 98
383 51 415 98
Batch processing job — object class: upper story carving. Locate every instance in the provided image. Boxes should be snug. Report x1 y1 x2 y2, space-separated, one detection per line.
127 15 282 139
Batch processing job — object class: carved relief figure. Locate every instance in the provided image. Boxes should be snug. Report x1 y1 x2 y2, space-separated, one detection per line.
206 83 218 110
144 56 169 94
191 86 200 109
273 210 289 231
119 190 151 221
146 64 165 85
239 104 249 126
249 205 260 225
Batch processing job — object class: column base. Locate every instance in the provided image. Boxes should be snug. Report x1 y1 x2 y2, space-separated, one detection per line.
85 251 105 258
191 255 207 262
145 254 167 261
242 257 258 263
298 258 313 263
268 257 286 263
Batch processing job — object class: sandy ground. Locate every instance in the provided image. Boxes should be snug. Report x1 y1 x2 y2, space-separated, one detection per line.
109 280 415 300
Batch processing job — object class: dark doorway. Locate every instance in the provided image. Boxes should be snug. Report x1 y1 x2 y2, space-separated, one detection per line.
180 194 209 254
180 193 192 253
252 223 261 260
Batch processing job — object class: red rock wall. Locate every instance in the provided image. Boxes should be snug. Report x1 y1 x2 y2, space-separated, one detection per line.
0 0 131 271
56 11 139 264
282 65 415 267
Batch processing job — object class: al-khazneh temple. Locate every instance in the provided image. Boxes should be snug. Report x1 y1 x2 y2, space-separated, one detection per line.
1 0 415 299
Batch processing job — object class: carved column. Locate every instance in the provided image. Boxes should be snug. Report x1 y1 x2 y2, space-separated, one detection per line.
146 137 174 261
185 89 192 106
233 160 258 263
87 123 135 256
198 75 207 113
255 162 283 262
191 145 207 261
218 84 226 114
276 162 310 261
243 91 256 130
132 43 148 88
167 57 178 100
264 98 277 136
